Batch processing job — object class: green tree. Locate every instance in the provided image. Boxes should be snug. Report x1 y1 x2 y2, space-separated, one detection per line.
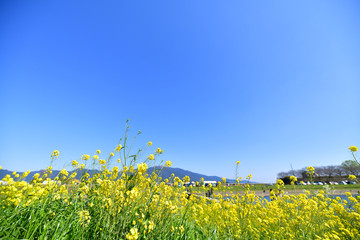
341 160 360 175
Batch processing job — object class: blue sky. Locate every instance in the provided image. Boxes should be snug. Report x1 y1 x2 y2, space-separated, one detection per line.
1 1 359 182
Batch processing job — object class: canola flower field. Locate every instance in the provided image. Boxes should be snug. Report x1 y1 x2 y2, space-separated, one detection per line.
1 126 360 239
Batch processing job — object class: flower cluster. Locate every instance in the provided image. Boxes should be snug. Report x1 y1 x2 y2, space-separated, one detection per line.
306 166 315 176
349 146 358 152
1 139 360 240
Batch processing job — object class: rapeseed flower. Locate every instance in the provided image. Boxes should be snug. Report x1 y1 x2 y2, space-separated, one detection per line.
276 179 284 186
59 169 69 176
183 176 190 183
72 160 79 167
148 221 155 231
349 175 356 180
126 228 139 240
51 150 59 158
307 166 315 175
137 163 147 174
115 144 122 152
349 146 358 152
290 175 297 185
78 210 91 227
148 154 154 160
3 132 360 240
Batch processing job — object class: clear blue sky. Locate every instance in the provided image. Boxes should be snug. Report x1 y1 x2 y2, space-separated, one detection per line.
1 1 359 183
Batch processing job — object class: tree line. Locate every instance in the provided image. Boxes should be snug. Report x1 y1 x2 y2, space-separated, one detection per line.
277 160 360 181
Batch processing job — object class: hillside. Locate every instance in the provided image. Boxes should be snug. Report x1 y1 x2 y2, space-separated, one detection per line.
147 166 233 182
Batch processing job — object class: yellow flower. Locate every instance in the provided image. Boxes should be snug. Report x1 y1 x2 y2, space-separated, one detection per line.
115 144 122 152
183 175 190 182
277 179 284 186
349 146 358 152
96 149 101 154
15 174 19 178
51 150 60 158
79 164 85 170
148 154 154 160
349 175 356 180
306 166 315 175
12 171 17 175
290 176 297 182
222 177 226 183
126 228 139 240
60 169 69 176
157 148 161 153
99 159 106 165
147 141 152 146
0 166 2 170
117 158 121 163
22 170 30 178
93 155 99 160
78 210 91 227
137 163 147 174
148 221 155 231
165 161 172 167
236 161 240 165
82 154 90 160
72 160 79 166
110 152 114 157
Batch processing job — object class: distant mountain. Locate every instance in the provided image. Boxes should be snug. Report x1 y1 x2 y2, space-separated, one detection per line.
0 167 256 183
147 166 234 182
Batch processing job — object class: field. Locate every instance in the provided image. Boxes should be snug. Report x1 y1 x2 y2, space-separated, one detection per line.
1 131 359 239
